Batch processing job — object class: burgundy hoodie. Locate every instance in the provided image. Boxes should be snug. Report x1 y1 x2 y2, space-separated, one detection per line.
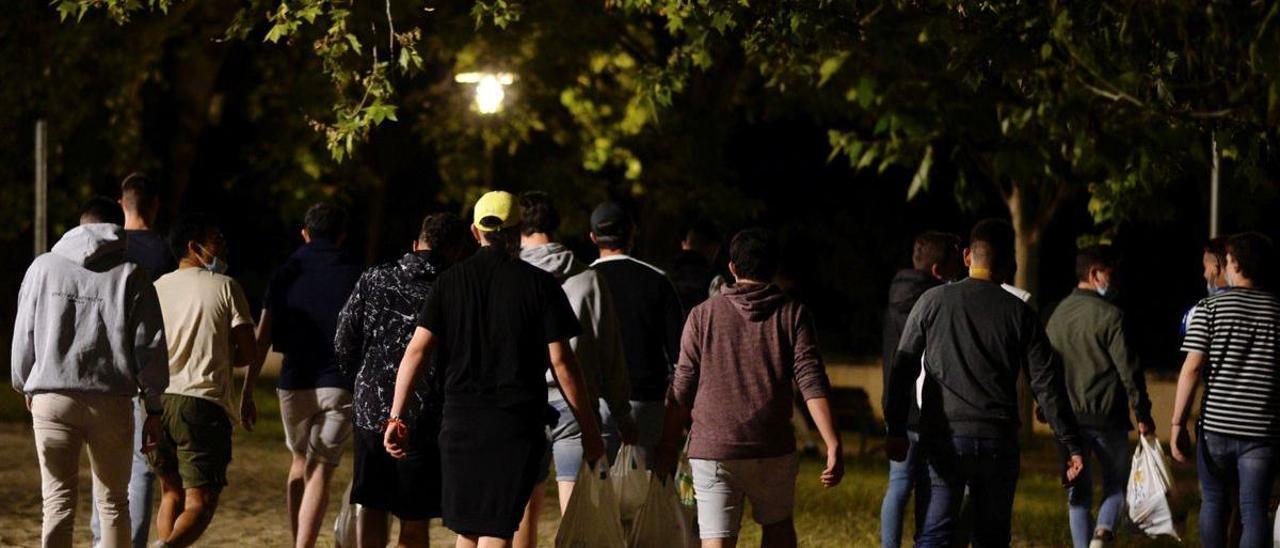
672 282 831 460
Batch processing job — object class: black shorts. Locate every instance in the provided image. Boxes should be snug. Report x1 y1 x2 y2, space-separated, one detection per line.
350 427 442 521
439 403 550 539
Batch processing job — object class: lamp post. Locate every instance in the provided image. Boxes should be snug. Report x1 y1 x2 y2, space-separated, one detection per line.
454 72 514 187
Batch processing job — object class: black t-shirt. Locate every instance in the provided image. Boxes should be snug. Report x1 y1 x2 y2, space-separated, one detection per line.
125 229 177 282
591 255 684 401
417 246 581 408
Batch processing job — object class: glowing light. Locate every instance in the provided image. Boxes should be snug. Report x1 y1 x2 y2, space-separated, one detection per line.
454 72 515 114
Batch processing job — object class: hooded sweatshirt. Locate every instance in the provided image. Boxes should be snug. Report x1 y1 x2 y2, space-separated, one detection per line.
672 283 831 460
11 224 169 411
521 243 632 419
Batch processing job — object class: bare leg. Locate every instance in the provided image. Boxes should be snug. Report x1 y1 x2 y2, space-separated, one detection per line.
512 487 543 548
556 481 575 514
397 519 430 548
295 460 337 548
286 453 307 541
456 534 479 548
357 507 389 548
760 518 796 548
478 537 513 548
162 487 220 547
155 474 185 542
702 538 738 548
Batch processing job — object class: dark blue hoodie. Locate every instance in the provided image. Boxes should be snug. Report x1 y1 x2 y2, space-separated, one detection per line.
266 239 362 390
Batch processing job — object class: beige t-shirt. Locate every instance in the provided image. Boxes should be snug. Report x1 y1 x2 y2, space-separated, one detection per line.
155 268 254 421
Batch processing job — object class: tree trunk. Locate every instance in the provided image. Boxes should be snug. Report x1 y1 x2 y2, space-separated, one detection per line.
1007 184 1042 441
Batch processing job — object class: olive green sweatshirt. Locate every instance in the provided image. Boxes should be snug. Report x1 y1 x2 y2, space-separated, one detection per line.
1045 289 1152 429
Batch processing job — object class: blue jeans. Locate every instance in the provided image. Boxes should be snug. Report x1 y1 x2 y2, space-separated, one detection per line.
91 400 154 548
1197 430 1278 548
1058 426 1129 548
917 436 1020 548
880 431 925 548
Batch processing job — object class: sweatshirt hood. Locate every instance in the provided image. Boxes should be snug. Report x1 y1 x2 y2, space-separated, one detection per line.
51 224 127 267
520 243 584 281
888 268 941 313
721 282 788 321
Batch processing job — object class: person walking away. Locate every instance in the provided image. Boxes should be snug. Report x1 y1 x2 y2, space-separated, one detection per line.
334 213 470 548
88 172 178 548
383 191 605 548
148 215 259 547
517 191 638 518
589 201 684 467
1046 245 1154 548
655 228 843 548
879 231 962 548
884 218 1084 548
258 202 363 548
11 199 168 548
1172 232 1280 548
669 220 723 317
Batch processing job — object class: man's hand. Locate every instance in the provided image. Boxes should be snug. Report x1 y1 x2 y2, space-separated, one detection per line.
384 419 409 459
617 413 640 447
821 445 845 487
239 396 258 432
885 435 909 462
141 414 163 454
1137 418 1155 436
582 433 606 466
1171 424 1192 463
24 395 32 411
1063 454 1085 487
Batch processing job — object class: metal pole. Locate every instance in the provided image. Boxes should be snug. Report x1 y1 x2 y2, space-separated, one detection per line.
34 119 47 255
1210 131 1220 239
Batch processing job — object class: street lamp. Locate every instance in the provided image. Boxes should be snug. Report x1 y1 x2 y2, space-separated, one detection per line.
454 72 515 114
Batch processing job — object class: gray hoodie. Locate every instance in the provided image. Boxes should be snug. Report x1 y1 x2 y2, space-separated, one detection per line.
520 243 631 419
11 224 169 411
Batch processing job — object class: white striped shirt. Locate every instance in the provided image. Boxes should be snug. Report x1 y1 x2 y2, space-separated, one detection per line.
1181 288 1280 439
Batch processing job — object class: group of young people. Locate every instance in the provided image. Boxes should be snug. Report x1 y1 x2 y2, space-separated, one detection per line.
11 176 844 548
879 222 1280 548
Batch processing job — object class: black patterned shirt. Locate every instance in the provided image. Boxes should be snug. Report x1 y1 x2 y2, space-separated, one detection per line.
335 251 444 433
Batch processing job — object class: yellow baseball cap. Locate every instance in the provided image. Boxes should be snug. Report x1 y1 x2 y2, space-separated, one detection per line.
472 190 520 232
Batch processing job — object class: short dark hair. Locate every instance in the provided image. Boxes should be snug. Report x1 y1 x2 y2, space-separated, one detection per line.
685 220 722 249
304 202 347 241
969 218 1016 268
1205 237 1229 267
729 228 781 281
168 214 221 260
913 231 961 271
481 225 521 255
79 197 124 225
119 172 159 213
518 191 560 236
1075 245 1119 282
1227 232 1274 285
419 212 468 251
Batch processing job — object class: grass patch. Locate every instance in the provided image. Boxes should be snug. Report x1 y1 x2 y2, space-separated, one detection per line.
0 380 1201 546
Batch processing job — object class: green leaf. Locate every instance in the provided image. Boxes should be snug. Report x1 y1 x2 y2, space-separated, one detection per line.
818 53 847 87
346 34 362 54
907 147 934 200
265 22 290 43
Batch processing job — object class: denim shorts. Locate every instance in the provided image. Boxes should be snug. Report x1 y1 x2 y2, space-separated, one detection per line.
690 453 799 539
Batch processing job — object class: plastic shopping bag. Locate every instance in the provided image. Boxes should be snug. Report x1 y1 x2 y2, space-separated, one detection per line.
629 475 695 547
555 460 628 548
673 434 700 544
1127 434 1179 540
1273 504 1280 548
612 444 651 521
333 480 358 548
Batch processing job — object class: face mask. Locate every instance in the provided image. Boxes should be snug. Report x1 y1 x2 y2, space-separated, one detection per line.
196 245 229 274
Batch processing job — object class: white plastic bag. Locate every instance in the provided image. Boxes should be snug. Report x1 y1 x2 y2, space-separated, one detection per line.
629 475 695 547
1273 504 1280 548
333 480 358 548
1127 434 1179 540
556 461 628 548
611 444 651 522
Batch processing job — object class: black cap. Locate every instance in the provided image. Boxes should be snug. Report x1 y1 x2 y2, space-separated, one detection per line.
590 202 632 247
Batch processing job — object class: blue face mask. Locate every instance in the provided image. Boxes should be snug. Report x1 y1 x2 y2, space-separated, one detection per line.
196 245 229 275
